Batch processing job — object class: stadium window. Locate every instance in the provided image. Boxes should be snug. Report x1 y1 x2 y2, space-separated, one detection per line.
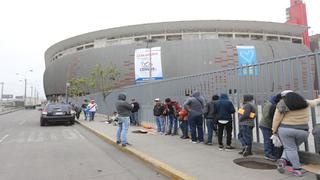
76 46 84 51
280 37 291 41
134 36 147 42
292 38 302 44
166 35 182 41
218 34 233 38
235 34 249 39
151 35 165 41
251 35 263 40
85 44 94 49
266 36 279 41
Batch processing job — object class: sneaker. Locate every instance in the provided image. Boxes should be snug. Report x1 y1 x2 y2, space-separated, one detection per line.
264 156 277 161
125 142 132 146
205 142 213 145
225 145 235 150
121 144 126 147
277 159 287 174
219 145 224 150
243 148 253 157
190 140 198 144
116 141 121 144
238 148 245 155
288 168 304 177
165 133 171 135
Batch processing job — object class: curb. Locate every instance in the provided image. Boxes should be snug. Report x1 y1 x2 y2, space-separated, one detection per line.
0 108 24 115
76 120 197 180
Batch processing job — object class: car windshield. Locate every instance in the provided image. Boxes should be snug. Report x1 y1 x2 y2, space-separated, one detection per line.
46 103 69 111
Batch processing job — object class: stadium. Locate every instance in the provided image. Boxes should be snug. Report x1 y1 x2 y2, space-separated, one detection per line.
44 20 309 98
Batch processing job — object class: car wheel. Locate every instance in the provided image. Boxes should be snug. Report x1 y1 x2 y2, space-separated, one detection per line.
70 119 75 125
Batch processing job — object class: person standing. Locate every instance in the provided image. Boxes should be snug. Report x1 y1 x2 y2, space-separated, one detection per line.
153 98 165 135
273 91 320 176
164 98 179 136
81 99 89 120
130 98 140 126
259 94 281 161
88 100 97 121
214 94 235 150
238 94 256 157
204 95 219 145
179 108 189 139
183 91 206 143
115 92 133 147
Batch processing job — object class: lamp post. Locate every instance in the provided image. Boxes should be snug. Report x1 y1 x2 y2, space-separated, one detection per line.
144 38 156 81
66 82 70 103
0 82 4 105
16 69 33 106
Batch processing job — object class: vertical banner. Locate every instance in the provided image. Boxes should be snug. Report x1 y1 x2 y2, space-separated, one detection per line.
237 46 258 76
134 47 163 83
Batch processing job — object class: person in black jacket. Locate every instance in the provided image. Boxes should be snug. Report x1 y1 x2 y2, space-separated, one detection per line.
214 94 235 150
153 98 165 135
204 95 219 145
130 98 140 126
238 94 256 157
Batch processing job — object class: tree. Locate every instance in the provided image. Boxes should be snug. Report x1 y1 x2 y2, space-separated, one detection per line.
90 62 120 100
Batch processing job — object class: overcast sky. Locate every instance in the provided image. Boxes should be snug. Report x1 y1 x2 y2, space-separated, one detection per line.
0 0 319 99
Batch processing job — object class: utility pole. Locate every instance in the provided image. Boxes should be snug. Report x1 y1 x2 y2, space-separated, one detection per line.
24 78 27 106
0 82 4 105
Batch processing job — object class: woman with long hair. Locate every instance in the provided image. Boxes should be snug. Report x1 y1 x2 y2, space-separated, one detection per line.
272 91 320 176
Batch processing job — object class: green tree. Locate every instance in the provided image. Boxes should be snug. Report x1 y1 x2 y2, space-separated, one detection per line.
90 62 120 100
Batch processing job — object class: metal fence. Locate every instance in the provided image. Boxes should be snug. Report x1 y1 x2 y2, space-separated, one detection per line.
75 52 320 153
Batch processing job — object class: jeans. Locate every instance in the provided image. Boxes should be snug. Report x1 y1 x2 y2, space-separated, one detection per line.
155 116 165 133
260 126 275 157
206 119 215 143
217 121 233 146
116 116 130 145
278 127 309 169
167 114 178 135
189 114 204 142
83 109 88 120
130 112 139 125
238 125 253 149
180 120 189 137
89 111 95 120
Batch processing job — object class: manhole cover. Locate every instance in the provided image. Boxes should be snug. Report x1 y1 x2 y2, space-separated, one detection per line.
234 157 277 170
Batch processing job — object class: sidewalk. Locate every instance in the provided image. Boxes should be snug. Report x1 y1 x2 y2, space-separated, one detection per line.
77 114 315 180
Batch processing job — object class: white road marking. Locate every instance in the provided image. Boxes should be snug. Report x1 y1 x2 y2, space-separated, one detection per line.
19 119 27 125
73 129 85 140
0 134 9 143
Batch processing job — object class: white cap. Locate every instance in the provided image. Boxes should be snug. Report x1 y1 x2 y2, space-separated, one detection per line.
154 98 160 101
281 90 293 97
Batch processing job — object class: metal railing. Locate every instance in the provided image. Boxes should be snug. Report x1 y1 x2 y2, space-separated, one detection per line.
74 52 320 153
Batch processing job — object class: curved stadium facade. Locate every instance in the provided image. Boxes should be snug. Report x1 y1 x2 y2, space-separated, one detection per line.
44 20 309 97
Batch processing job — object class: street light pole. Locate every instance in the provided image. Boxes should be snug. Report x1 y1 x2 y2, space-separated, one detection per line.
66 82 70 103
24 78 27 105
0 82 4 104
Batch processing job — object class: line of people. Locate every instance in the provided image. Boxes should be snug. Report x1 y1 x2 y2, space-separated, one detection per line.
153 90 320 177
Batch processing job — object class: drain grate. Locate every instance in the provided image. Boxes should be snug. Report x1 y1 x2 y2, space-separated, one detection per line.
234 157 277 170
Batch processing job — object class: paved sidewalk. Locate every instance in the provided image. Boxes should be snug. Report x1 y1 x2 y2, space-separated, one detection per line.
77 114 315 180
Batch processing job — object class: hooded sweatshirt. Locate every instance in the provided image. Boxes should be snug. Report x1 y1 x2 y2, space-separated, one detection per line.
115 93 132 117
183 91 206 117
214 94 235 121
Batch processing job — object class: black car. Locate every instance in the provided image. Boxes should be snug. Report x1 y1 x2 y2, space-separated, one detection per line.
40 103 75 126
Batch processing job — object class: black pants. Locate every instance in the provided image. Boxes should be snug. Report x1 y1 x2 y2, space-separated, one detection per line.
217 121 233 146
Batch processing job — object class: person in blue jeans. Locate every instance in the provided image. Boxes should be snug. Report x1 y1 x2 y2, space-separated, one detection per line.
183 91 206 143
153 98 165 134
115 92 133 147
204 95 219 145
238 94 256 157
164 98 179 135
259 94 281 161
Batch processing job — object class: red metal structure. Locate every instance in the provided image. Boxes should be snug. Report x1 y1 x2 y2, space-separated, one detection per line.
286 0 310 48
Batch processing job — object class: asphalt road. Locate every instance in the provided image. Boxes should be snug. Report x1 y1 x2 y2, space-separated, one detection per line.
0 110 167 180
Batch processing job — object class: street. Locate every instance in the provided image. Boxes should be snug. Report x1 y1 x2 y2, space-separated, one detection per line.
0 110 167 180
